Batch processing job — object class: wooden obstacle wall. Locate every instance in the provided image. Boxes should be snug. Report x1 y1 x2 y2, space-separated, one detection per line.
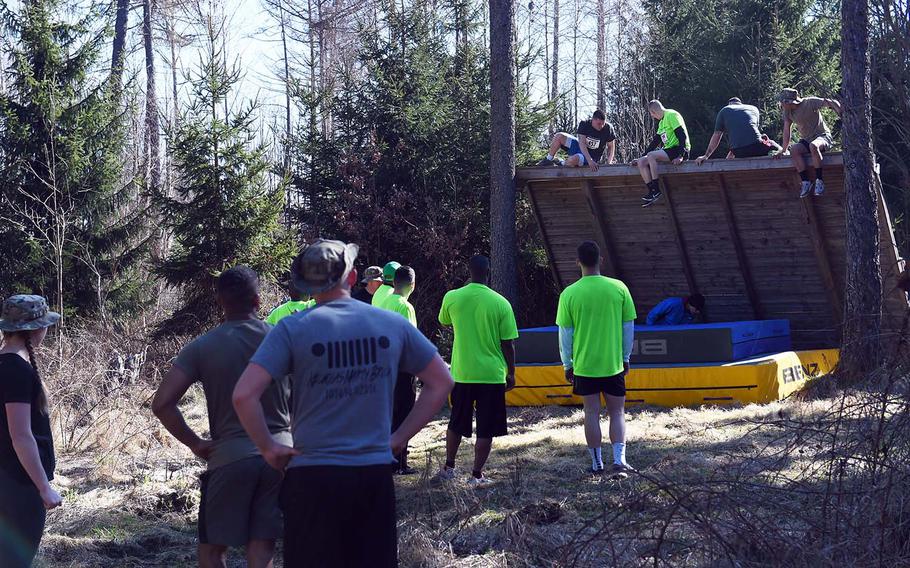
518 154 907 349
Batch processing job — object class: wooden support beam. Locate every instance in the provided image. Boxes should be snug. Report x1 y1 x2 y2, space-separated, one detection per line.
582 179 622 279
516 153 845 181
524 182 565 289
790 178 843 326
717 174 763 319
659 176 698 295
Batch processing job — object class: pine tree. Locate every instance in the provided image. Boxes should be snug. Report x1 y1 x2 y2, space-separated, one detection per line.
0 0 148 320
155 27 294 336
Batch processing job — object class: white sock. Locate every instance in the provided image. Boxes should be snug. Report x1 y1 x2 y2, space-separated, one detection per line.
588 447 603 470
613 442 626 466
546 153 555 161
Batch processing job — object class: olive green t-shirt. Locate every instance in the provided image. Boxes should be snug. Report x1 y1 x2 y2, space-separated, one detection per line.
371 284 394 307
438 283 519 384
657 108 690 150
785 96 830 141
379 293 417 327
265 300 315 325
556 275 637 377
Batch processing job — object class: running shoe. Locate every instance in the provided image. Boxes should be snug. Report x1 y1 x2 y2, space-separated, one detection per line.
467 475 492 486
642 191 663 207
395 465 419 476
814 179 826 196
430 466 457 484
536 158 558 167
799 180 813 199
609 462 634 480
590 465 605 475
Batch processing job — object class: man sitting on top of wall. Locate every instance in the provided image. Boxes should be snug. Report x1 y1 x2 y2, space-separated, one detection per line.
536 110 617 172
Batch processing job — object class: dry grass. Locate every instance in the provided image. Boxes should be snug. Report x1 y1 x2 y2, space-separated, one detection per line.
28 324 910 567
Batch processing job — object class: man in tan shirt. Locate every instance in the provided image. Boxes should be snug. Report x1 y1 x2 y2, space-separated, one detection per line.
774 88 842 199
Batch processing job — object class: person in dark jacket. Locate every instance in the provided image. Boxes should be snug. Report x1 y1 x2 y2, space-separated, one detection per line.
646 294 705 326
631 100 691 207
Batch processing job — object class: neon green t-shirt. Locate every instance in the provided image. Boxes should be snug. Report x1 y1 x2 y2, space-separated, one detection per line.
657 109 690 150
371 284 394 307
556 275 636 377
379 293 417 327
265 300 315 325
438 283 519 384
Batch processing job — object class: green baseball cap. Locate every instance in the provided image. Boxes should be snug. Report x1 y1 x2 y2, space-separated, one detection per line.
382 261 401 283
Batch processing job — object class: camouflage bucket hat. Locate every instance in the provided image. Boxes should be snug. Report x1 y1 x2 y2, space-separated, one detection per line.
0 295 61 332
361 266 383 284
291 239 360 295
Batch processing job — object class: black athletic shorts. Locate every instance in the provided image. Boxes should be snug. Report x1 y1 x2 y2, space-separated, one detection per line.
281 465 397 567
663 146 687 161
448 382 508 438
731 140 775 158
573 373 626 397
798 133 834 153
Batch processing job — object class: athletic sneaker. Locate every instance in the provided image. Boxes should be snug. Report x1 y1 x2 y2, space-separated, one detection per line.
610 463 634 480
536 158 558 167
799 180 813 199
590 465 605 475
395 466 418 476
430 466 457 484
814 179 826 196
467 475 491 486
642 191 662 207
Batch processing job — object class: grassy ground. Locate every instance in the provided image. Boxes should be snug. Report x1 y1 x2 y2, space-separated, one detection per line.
34 396 837 567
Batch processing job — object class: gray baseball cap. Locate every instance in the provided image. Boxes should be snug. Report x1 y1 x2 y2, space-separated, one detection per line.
290 239 360 295
0 295 61 332
361 266 383 284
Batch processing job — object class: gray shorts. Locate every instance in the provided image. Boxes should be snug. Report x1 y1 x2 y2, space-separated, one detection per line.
199 456 283 546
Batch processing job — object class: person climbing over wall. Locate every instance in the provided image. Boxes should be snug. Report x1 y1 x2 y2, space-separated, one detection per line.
773 88 842 198
265 276 315 324
377 266 420 475
646 294 706 326
696 98 780 163
558 241 637 478
371 261 401 307
232 240 453 568
631 100 691 207
536 110 617 171
153 267 290 568
434 255 518 485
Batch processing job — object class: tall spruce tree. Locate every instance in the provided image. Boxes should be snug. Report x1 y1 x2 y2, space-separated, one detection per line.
155 31 294 336
0 0 148 320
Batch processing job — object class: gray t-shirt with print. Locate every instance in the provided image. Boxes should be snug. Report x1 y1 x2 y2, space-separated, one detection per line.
251 298 438 468
174 319 292 471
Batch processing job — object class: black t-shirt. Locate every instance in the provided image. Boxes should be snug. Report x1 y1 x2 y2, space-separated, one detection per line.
352 286 374 304
0 353 55 483
576 120 617 162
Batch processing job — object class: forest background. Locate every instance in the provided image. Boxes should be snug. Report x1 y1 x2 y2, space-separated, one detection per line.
3 0 908 341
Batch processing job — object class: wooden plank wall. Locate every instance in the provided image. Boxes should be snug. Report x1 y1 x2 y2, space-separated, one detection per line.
521 155 907 349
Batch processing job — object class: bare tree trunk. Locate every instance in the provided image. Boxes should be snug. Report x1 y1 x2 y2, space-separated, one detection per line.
551 0 558 132
572 0 578 125
596 0 606 110
111 0 130 92
489 0 517 305
840 0 883 377
279 0 292 175
144 0 162 198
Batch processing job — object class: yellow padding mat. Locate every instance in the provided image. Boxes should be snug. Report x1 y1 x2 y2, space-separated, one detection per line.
506 349 839 408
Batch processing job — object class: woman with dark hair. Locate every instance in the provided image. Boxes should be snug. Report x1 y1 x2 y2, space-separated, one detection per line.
0 295 62 567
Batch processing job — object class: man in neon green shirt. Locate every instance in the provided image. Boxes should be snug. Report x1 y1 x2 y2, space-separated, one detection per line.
378 266 419 474
371 261 400 307
630 99 690 207
265 280 315 325
557 240 636 478
434 255 518 484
